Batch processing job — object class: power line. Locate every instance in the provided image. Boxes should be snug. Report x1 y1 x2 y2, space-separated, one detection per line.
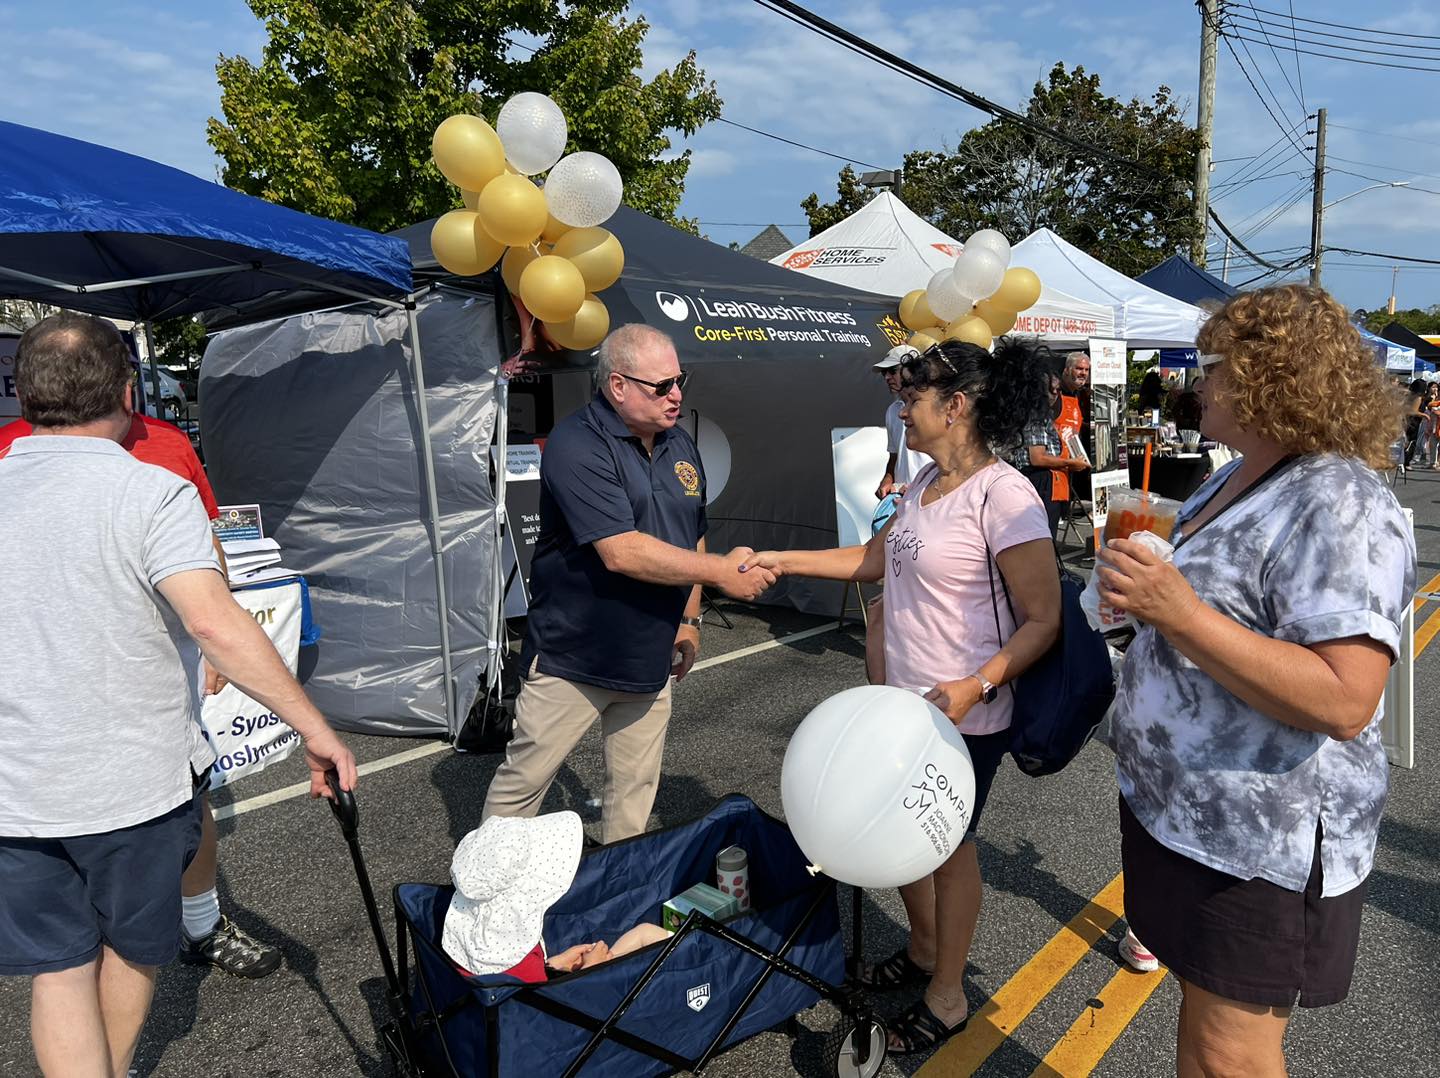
1323 246 1440 266
1327 153 1440 184
1239 4 1440 42
1219 32 1312 154
1228 10 1440 56
1287 1 1308 114
713 117 888 170
1227 33 1440 73
1207 207 1300 270
1329 121 1438 148
1242 1 1306 112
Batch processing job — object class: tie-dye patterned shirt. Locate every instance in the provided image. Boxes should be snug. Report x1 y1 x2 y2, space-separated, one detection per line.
1111 454 1415 897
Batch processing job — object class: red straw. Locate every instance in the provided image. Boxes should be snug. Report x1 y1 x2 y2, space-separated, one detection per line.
1142 441 1153 494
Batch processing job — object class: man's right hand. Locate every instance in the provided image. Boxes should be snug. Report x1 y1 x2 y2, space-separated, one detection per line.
714 546 776 601
303 727 358 800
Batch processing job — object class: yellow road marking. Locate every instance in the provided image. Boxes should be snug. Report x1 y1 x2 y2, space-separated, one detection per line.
918 874 1126 1077
1028 965 1168 1077
1414 605 1440 658
1412 571 1440 614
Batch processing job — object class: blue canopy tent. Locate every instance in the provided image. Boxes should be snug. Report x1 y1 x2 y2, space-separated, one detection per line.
0 122 471 735
1136 254 1238 307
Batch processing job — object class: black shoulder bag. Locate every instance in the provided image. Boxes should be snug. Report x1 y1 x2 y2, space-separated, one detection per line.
981 485 1115 777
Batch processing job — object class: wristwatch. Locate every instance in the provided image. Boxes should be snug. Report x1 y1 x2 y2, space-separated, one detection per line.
680 615 704 629
970 674 999 704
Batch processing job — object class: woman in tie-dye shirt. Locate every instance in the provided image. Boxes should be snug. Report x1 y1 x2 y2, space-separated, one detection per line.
1098 285 1415 1078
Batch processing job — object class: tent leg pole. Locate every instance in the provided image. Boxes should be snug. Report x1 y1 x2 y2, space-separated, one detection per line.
406 301 457 736
141 322 163 418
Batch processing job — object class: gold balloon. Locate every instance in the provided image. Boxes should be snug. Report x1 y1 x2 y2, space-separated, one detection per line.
430 211 505 277
974 298 1018 335
518 255 586 323
541 213 572 244
899 289 937 332
944 315 993 349
500 245 538 295
476 173 549 247
432 115 507 193
992 267 1042 312
551 227 624 292
908 331 939 352
461 188 480 211
546 294 611 351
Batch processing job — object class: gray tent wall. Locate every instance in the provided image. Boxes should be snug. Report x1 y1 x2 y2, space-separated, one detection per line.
199 288 502 736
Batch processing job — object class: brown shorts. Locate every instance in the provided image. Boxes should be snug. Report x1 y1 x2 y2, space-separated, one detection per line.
1119 795 1368 1008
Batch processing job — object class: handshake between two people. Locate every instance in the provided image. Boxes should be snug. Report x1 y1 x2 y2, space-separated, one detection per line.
709 547 787 602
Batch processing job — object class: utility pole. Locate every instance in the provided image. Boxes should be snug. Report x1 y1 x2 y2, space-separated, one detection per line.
1221 237 1231 283
1309 107 1327 288
1193 0 1219 267
1388 267 1399 315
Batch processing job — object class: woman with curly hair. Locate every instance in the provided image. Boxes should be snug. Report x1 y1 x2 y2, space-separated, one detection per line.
1098 285 1415 1077
741 338 1062 1053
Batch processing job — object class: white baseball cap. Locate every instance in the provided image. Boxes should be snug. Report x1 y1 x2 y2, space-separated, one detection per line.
873 344 920 371
441 811 584 975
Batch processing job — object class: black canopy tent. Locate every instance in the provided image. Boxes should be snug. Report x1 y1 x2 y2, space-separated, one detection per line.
1135 254 1237 307
396 207 903 613
1381 323 1440 366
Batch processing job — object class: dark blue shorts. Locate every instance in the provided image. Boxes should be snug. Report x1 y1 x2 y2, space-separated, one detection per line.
0 793 203 975
961 729 1011 843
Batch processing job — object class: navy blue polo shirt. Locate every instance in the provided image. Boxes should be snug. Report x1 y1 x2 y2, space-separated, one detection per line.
521 395 708 693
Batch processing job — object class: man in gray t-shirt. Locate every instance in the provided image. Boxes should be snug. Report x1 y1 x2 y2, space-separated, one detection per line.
0 314 359 1078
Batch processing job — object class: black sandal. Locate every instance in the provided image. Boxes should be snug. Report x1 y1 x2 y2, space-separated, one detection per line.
886 999 969 1054
855 946 932 990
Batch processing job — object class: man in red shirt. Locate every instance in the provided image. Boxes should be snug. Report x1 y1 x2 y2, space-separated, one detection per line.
1 412 282 979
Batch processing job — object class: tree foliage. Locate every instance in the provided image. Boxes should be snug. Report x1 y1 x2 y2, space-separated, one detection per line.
800 165 875 237
1359 304 1440 336
209 0 722 234
803 64 1201 277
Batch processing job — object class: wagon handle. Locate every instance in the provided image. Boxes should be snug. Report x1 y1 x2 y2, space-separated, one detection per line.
326 768 359 838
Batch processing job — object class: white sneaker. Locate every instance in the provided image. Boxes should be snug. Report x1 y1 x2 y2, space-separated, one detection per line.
1118 929 1160 972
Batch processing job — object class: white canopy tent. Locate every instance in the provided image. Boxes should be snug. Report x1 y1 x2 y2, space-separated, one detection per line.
771 193 1115 342
1010 228 1206 347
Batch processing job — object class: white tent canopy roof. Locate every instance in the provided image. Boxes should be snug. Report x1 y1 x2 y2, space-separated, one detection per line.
770 193 1114 342
1010 228 1207 347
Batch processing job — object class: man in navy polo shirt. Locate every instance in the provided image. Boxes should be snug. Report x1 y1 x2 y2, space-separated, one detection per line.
483 324 774 842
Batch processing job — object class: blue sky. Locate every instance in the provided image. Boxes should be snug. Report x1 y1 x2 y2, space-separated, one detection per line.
6 0 1440 313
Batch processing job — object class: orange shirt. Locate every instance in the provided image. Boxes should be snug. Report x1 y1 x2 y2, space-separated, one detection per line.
1052 395 1084 503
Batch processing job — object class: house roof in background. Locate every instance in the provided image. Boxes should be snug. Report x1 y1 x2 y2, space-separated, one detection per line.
738 224 794 261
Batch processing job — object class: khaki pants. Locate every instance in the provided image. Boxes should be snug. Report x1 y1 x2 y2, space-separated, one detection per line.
481 664 673 844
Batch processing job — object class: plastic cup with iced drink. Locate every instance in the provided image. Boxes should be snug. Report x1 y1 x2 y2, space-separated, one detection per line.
1097 489 1184 629
1103 489 1183 547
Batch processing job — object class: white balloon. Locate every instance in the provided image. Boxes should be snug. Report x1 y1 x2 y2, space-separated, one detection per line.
544 151 624 228
927 267 971 323
781 686 976 888
495 92 569 176
964 228 1012 267
951 248 1007 301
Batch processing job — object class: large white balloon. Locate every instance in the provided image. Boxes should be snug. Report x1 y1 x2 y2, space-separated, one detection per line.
926 267 971 323
781 686 976 888
964 228 1012 267
496 92 569 176
544 151 624 228
951 248 1007 301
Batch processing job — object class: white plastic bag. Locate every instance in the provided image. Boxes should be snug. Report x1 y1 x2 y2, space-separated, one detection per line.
1082 530 1176 633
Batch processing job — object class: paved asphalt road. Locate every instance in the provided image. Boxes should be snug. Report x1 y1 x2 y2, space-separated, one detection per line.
3 472 1438 1077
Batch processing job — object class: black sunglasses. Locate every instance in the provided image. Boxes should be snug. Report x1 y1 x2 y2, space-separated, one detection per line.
619 370 690 396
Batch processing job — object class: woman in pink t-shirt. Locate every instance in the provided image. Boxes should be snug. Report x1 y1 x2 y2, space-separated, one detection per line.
743 339 1061 1053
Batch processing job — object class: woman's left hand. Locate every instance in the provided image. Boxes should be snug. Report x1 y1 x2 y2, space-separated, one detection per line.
924 678 982 726
1097 537 1200 634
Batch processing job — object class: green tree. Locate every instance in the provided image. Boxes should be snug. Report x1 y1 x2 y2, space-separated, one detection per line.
209 1 722 234
1360 305 1440 335
805 65 1200 277
800 164 875 236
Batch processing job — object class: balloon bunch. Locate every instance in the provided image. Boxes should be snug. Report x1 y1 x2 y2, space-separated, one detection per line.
897 230 1042 352
429 92 625 350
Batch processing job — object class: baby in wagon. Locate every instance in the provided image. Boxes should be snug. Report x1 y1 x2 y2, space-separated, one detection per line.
441 811 669 982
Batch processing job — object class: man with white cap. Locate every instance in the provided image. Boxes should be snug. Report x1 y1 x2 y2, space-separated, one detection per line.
874 344 932 500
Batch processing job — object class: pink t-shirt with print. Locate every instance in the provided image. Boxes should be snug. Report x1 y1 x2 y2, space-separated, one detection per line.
883 460 1052 736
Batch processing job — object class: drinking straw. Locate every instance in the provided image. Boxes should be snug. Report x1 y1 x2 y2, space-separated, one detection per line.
1142 441 1153 494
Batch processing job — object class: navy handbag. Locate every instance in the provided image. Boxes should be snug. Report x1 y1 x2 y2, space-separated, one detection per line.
981 487 1116 777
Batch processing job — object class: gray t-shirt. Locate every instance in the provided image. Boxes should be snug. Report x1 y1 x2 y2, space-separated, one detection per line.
1111 454 1415 897
0 436 220 837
